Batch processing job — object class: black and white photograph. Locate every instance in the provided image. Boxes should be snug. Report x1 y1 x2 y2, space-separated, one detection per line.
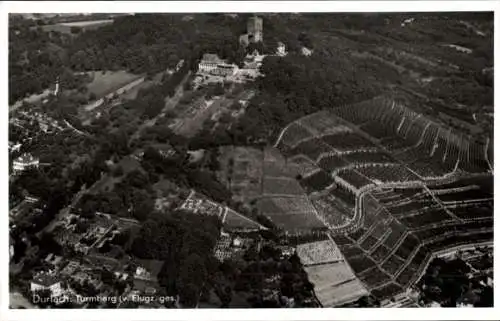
5 1 496 315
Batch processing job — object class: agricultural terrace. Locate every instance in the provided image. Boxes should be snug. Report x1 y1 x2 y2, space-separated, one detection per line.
274 96 493 300
262 146 307 196
258 147 327 232
277 96 492 183
322 181 493 301
217 146 326 232
297 239 369 307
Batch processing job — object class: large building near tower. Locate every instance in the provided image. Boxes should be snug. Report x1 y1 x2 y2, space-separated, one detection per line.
198 53 238 76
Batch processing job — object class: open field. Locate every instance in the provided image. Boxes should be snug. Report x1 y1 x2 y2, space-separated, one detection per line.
304 264 369 307
218 145 328 232
296 240 344 265
84 70 143 99
297 239 369 307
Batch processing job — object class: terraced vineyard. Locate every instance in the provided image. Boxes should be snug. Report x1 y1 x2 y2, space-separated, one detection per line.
256 147 327 231
273 96 493 300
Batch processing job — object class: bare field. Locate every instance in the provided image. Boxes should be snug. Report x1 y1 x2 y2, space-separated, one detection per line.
298 239 369 307
305 263 369 307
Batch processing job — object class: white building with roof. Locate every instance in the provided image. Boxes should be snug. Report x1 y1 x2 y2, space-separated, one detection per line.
12 153 39 174
31 272 63 297
198 53 238 76
276 42 287 56
301 47 313 56
9 142 22 153
9 236 14 260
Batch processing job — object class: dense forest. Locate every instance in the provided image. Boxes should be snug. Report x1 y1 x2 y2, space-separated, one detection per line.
130 211 221 307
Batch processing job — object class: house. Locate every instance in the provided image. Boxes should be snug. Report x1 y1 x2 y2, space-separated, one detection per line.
277 245 296 258
301 47 313 56
135 266 153 281
175 59 185 72
198 54 238 76
134 260 162 282
12 153 39 174
242 50 265 71
401 17 415 27
8 142 22 153
9 236 15 260
114 271 129 281
276 42 287 57
151 143 176 159
31 272 63 297
198 54 224 73
133 259 163 295
39 122 49 133
233 237 243 247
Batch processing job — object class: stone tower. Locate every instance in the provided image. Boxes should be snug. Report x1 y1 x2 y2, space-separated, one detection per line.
247 16 263 43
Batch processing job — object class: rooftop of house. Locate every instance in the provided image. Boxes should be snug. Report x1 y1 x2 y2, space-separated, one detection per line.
32 272 61 287
14 153 38 163
135 259 163 281
301 47 313 56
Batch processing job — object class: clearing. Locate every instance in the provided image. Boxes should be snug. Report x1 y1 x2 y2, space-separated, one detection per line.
85 70 143 99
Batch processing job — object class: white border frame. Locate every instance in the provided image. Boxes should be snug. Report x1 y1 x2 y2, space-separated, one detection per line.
1 1 499 320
